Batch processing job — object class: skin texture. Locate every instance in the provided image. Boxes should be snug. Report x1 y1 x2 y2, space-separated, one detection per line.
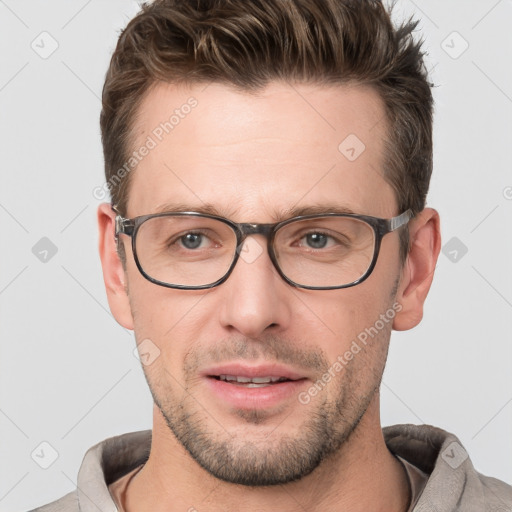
98 81 441 511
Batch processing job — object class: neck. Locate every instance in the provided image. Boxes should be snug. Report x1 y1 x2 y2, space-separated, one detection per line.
124 395 409 512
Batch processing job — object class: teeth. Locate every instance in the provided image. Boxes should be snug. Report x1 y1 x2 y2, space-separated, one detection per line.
251 377 272 383
219 375 289 384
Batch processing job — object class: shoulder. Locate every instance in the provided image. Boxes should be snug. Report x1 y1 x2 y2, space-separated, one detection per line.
27 430 151 512
384 424 512 510
478 473 512 508
28 491 79 512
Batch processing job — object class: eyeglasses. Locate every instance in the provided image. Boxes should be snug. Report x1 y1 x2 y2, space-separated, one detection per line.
114 208 412 290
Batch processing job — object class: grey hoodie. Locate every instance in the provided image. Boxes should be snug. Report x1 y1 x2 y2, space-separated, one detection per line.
30 424 512 512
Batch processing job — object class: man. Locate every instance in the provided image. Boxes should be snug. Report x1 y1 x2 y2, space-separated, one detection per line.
32 0 512 511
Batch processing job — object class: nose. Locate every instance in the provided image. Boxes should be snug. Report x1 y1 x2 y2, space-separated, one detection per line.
217 235 292 338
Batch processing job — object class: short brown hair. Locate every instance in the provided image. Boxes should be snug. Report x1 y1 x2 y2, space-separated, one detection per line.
100 0 433 261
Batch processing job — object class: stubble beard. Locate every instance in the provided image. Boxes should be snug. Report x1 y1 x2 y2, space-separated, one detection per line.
141 327 391 486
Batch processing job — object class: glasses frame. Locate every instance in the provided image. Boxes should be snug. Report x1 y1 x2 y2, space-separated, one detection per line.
114 207 413 291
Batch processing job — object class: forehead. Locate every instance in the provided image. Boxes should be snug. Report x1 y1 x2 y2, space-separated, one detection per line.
127 81 396 220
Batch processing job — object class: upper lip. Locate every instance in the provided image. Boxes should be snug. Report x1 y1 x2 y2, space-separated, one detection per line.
201 362 307 381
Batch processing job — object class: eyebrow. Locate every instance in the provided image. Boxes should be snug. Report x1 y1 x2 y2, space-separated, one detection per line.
153 202 241 217
152 202 357 221
276 204 356 220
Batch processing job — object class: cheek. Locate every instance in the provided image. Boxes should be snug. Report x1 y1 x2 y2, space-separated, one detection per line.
301 285 395 362
319 291 394 393
128 278 210 366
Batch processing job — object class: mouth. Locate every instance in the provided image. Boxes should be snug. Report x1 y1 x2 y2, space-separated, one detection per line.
202 363 308 409
211 375 297 388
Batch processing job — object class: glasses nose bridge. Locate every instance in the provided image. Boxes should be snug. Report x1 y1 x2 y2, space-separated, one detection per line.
235 223 277 267
237 222 274 242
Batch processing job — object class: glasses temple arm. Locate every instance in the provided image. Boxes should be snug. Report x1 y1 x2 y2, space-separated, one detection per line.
389 209 413 231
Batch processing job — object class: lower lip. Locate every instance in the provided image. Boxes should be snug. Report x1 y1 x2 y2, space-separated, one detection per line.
205 377 307 410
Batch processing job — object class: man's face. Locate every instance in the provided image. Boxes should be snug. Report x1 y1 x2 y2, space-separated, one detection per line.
119 82 403 485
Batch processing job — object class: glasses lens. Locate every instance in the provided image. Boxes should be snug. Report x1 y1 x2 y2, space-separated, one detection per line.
274 216 376 288
135 215 237 287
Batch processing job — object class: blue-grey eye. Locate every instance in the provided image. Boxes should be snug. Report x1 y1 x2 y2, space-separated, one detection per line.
181 233 203 249
305 233 328 249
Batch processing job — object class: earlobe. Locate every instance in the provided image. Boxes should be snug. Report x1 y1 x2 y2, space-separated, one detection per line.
392 208 441 331
97 203 134 330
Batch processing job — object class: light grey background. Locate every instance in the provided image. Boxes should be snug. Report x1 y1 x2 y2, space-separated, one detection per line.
0 1 511 510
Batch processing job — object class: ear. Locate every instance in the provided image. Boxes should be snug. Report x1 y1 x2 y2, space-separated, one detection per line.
97 203 134 330
393 208 441 331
